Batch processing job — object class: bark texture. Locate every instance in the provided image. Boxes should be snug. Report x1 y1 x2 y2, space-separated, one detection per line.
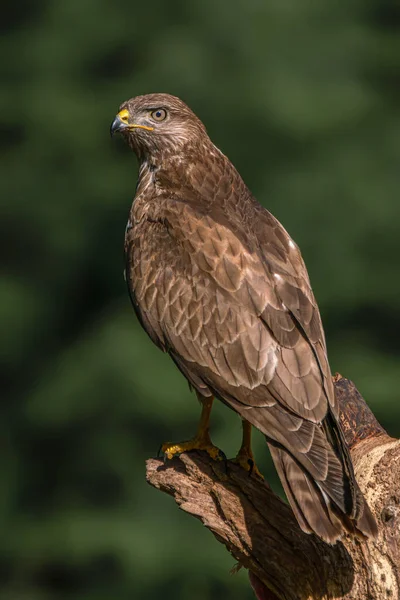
146 376 400 600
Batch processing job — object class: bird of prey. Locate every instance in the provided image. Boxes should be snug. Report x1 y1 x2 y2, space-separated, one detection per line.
110 93 377 543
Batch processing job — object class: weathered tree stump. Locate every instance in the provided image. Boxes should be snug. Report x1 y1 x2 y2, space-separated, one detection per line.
146 376 400 599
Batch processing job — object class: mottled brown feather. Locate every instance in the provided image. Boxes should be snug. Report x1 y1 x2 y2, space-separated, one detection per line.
118 93 377 542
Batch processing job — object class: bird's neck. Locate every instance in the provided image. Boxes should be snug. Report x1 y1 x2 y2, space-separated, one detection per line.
136 140 245 206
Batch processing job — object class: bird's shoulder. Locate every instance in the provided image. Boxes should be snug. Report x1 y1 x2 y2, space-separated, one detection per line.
158 190 335 413
125 163 336 417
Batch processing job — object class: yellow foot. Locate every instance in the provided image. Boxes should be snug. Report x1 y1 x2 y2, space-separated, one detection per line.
161 437 223 461
234 451 264 479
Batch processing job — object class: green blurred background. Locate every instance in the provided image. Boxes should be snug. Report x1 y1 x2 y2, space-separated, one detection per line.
3 0 400 598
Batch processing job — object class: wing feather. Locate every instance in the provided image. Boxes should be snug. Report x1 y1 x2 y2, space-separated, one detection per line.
124 140 376 542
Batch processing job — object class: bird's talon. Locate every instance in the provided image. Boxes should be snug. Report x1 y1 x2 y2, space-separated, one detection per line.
234 452 264 479
161 438 223 462
248 458 254 476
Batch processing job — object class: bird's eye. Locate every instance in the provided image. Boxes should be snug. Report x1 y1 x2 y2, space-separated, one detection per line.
150 109 167 122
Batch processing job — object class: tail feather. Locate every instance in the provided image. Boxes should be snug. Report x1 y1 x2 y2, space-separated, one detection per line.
269 443 344 543
268 442 377 543
353 492 379 539
322 412 379 539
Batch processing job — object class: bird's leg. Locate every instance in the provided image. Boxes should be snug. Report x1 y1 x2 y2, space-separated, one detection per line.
234 419 263 479
161 396 223 461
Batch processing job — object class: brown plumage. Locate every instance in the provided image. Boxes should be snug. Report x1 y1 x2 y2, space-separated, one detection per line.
111 93 378 543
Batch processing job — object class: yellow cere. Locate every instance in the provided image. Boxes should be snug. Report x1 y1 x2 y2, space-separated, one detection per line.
117 108 154 132
117 108 130 122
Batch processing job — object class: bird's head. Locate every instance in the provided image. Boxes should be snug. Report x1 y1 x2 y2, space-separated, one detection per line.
110 93 207 161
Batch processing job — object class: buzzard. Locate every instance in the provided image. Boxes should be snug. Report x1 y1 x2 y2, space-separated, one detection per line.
111 93 377 543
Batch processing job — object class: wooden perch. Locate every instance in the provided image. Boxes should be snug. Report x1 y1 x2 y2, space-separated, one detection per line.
146 376 400 600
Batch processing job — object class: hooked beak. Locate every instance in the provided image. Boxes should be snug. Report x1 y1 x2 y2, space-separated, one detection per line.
110 108 154 137
110 114 128 136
